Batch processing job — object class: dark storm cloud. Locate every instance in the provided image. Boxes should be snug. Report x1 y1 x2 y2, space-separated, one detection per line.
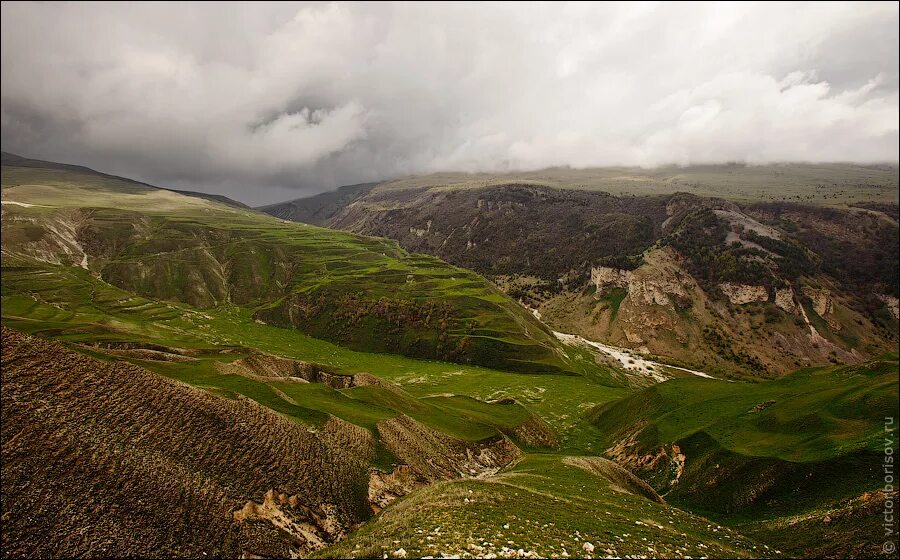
2 2 898 205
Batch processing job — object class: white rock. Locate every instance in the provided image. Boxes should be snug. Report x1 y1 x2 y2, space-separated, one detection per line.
583 542 595 553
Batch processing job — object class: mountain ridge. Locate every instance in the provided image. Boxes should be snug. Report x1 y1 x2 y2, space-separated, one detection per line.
1 151 250 209
2 154 898 559
261 180 898 377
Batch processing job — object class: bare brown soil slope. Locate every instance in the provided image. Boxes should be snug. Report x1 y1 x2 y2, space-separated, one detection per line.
0 327 374 558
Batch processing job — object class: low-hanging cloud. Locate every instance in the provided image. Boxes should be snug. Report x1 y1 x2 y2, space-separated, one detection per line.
1 1 898 205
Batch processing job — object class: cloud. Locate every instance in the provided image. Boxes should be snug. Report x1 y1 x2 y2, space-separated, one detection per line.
1 1 897 205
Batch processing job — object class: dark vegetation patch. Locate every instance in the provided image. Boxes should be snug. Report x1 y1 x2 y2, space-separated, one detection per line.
329 184 668 280
663 208 775 290
746 202 899 297
702 325 770 376
851 202 900 222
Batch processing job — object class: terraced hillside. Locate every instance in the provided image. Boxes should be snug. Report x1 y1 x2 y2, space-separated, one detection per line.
0 260 625 455
589 358 900 558
0 154 580 374
0 327 374 558
272 179 899 377
4 153 897 559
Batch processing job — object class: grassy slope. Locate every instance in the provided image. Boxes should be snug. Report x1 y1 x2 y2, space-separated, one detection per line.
5 155 896 558
0 161 588 375
316 455 772 559
0 262 624 454
591 360 898 465
1 151 249 208
589 360 899 556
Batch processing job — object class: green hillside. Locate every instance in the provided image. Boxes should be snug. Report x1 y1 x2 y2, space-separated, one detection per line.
4 153 897 559
591 360 898 462
317 454 772 559
589 359 899 557
1 156 584 375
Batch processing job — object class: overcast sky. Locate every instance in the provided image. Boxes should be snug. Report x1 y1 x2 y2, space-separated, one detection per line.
2 2 898 205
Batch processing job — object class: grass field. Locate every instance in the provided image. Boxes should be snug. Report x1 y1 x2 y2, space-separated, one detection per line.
589 359 899 557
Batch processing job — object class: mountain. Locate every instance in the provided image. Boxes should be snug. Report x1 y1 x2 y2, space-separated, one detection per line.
263 173 899 378
1 151 250 209
0 155 582 375
357 162 899 204
258 182 378 225
3 155 898 559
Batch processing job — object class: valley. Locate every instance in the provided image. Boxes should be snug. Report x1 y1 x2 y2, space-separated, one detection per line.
2 155 898 559
269 174 898 379
4 3 899 558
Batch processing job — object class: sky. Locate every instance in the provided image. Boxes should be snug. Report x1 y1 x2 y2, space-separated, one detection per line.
1 2 898 206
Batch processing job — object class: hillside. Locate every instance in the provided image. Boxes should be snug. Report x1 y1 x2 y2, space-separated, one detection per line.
316 455 770 559
3 154 897 559
345 163 899 205
1 151 249 208
258 182 378 225
588 358 900 558
0 156 584 375
290 181 899 377
328 184 669 279
0 327 374 558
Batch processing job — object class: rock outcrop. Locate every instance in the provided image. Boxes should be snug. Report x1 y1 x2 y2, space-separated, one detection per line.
719 283 768 305
775 287 799 315
802 286 841 330
367 466 420 513
591 266 632 293
803 287 834 317
592 249 694 310
877 294 900 320
215 354 357 387
215 354 404 390
376 415 521 482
